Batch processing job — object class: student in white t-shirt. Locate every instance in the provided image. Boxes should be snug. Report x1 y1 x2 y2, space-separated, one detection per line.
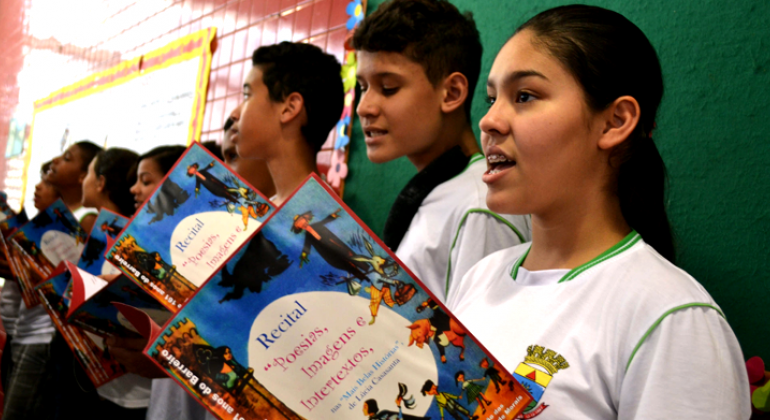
4 142 101 420
446 5 751 419
353 0 530 303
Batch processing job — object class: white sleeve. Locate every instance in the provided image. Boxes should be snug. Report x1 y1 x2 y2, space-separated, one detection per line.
619 306 751 420
445 210 528 299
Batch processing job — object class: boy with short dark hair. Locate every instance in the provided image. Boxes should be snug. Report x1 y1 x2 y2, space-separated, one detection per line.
353 0 530 302
229 41 344 204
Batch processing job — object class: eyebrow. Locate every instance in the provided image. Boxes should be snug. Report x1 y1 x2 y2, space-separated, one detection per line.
356 71 402 80
488 70 548 88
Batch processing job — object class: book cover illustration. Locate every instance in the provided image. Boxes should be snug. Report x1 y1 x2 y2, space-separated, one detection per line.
2 231 41 307
9 199 86 281
106 142 274 312
0 209 30 278
78 209 128 277
66 261 172 338
35 265 126 387
0 210 28 279
0 208 28 237
146 175 531 420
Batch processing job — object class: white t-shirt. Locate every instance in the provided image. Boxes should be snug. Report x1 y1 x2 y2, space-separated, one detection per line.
146 378 213 419
98 373 152 408
0 279 22 336
447 232 751 420
396 155 531 302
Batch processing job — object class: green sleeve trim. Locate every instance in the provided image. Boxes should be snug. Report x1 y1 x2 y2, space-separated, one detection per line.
625 303 726 372
445 208 525 296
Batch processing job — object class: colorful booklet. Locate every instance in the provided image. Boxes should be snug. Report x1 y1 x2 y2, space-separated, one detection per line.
78 209 128 277
0 208 29 237
0 209 29 278
140 175 532 420
65 261 172 338
9 199 86 282
35 264 126 387
105 142 274 312
2 231 41 307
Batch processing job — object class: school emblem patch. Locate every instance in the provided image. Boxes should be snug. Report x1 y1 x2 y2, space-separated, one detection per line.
512 345 569 418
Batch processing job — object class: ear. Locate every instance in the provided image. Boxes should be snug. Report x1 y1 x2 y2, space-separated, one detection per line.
598 95 640 150
96 175 107 194
279 92 305 125
440 72 469 115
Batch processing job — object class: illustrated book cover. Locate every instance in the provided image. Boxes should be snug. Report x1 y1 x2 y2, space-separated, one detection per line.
2 230 41 307
105 142 274 312
9 198 86 283
78 208 129 277
35 263 126 387
141 174 532 420
0 209 29 278
65 261 172 338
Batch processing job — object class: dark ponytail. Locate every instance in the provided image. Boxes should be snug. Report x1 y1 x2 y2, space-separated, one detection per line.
518 5 675 262
94 148 139 217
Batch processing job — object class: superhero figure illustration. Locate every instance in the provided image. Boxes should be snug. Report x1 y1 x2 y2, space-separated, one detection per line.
291 209 370 281
187 161 245 202
100 217 123 239
187 161 267 229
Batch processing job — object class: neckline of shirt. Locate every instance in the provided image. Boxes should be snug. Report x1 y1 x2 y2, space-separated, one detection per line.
509 230 642 284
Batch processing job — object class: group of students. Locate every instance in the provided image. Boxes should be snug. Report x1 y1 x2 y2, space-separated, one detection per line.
0 0 752 419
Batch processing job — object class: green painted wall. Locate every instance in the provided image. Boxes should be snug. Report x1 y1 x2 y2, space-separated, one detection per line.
343 0 770 362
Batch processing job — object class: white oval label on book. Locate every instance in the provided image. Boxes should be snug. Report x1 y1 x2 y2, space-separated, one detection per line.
169 211 261 287
248 291 436 419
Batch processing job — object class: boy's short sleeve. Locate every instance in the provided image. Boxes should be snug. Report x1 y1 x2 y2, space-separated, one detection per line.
445 209 529 298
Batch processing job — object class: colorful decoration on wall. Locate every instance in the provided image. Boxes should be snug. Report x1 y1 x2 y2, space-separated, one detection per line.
346 0 365 31
323 0 367 197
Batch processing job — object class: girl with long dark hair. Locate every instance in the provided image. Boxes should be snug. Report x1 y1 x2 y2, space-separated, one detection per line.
447 5 749 418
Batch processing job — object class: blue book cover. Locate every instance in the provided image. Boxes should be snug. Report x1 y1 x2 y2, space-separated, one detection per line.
77 208 128 276
66 261 172 339
0 208 29 237
144 175 532 420
106 142 274 312
9 199 86 298
35 265 126 387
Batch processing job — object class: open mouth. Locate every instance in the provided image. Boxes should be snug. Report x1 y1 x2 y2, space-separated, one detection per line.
486 153 516 174
364 129 387 139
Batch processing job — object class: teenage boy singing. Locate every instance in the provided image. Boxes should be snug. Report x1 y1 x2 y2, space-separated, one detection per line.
353 0 531 301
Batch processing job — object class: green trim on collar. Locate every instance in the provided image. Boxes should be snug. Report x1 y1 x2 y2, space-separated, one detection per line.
445 208 526 296
451 153 484 180
510 230 641 283
509 246 531 281
625 303 725 372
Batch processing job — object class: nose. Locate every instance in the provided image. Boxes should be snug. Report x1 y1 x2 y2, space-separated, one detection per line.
479 103 511 142
129 181 139 195
229 102 242 123
355 89 379 120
